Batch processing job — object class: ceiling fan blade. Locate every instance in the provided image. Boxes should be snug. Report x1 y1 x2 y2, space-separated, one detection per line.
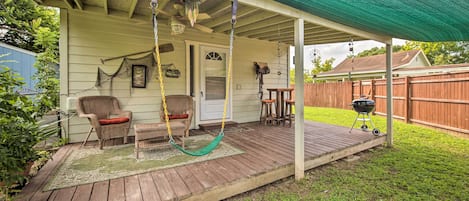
197 13 211 20
157 9 173 17
193 23 213 33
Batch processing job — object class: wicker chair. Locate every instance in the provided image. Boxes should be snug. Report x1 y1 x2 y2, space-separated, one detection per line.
161 95 194 137
77 96 132 149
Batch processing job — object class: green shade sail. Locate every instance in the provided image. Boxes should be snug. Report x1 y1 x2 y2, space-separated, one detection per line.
275 0 469 42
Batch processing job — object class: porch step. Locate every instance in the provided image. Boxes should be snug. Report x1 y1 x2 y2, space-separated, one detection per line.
199 121 238 131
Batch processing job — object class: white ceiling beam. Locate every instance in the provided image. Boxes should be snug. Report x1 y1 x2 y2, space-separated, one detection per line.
238 20 292 37
204 1 231 17
260 27 340 40
282 36 367 45
214 12 277 33
239 0 392 43
74 0 83 10
248 23 323 39
103 0 108 15
38 0 67 8
67 4 154 25
202 6 259 28
235 15 290 34
129 0 138 18
63 0 74 9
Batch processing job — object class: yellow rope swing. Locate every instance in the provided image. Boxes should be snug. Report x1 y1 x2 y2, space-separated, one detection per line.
150 0 238 156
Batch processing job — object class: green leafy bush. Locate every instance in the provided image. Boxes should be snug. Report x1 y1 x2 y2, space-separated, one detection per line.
0 66 55 197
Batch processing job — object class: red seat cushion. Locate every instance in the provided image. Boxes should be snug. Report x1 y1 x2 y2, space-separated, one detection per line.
168 114 189 120
99 117 130 125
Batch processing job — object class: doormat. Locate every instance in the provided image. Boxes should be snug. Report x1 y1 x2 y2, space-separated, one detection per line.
44 134 243 191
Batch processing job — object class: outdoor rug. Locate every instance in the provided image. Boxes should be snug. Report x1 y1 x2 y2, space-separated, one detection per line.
44 134 244 191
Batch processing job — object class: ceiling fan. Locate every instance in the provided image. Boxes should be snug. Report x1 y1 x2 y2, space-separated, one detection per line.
157 0 213 34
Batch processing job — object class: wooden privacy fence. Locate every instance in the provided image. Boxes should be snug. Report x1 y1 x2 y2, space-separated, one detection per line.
299 71 469 134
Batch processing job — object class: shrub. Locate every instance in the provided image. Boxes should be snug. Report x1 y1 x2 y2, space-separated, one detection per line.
0 66 55 197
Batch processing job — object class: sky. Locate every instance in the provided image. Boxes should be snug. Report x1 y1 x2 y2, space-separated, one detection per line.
290 38 407 70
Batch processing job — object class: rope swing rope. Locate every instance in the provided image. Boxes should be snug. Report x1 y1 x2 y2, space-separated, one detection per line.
150 0 238 156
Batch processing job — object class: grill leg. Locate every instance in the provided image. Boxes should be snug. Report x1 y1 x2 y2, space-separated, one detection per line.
367 113 377 129
349 112 361 133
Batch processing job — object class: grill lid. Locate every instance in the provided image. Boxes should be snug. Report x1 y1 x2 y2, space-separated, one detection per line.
351 97 375 113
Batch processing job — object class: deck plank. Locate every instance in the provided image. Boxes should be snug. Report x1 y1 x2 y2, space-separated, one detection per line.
19 144 74 201
163 168 190 199
108 178 125 201
71 183 93 201
226 136 289 166
213 159 244 180
124 175 143 201
174 166 204 195
228 155 264 175
89 181 109 201
50 186 76 201
138 173 161 201
188 162 218 189
197 162 229 186
151 171 176 201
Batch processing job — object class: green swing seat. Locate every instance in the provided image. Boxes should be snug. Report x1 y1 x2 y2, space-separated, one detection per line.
170 133 224 156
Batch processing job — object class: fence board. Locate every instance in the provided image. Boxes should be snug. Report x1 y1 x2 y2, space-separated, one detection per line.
300 71 469 134
295 82 353 109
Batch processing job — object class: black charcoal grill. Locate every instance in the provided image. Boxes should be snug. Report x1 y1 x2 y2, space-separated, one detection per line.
349 97 380 136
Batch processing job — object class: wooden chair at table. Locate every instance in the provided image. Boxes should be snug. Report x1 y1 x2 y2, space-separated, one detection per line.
284 99 295 127
260 99 276 125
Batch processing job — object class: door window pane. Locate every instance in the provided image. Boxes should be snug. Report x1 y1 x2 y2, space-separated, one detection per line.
205 52 226 100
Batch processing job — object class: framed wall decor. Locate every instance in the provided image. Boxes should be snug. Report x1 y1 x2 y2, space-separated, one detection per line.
132 64 147 88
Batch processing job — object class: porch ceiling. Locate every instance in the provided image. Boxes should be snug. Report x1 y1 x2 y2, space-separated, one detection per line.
36 0 374 45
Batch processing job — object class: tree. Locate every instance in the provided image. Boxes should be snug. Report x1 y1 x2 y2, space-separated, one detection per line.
311 56 335 75
0 0 59 53
1 0 60 116
355 45 403 58
354 41 469 65
403 41 469 65
289 69 313 84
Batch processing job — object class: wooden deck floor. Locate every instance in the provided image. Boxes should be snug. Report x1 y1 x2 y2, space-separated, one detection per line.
17 121 386 201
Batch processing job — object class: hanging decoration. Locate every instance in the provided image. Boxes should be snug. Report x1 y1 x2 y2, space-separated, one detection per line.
276 41 283 76
348 38 355 80
254 62 270 100
311 47 319 63
95 46 178 94
349 38 355 63
96 53 156 94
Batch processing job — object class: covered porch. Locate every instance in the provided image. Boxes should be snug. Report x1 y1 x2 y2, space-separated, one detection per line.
18 121 385 201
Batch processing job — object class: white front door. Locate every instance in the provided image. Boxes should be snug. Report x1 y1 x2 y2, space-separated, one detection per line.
199 45 231 121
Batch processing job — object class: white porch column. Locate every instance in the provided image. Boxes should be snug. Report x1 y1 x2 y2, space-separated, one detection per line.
294 18 305 180
385 43 393 146
59 8 69 140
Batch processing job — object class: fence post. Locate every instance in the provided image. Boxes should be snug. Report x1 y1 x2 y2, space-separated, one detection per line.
404 76 410 123
358 80 362 97
370 79 375 114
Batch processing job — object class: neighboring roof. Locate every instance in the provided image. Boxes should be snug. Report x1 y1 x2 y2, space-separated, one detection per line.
275 0 469 41
319 50 422 76
394 63 469 72
0 42 37 56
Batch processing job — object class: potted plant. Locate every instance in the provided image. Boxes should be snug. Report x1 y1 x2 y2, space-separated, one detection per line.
0 66 55 198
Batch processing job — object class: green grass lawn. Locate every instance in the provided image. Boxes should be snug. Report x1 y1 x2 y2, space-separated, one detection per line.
235 107 469 201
